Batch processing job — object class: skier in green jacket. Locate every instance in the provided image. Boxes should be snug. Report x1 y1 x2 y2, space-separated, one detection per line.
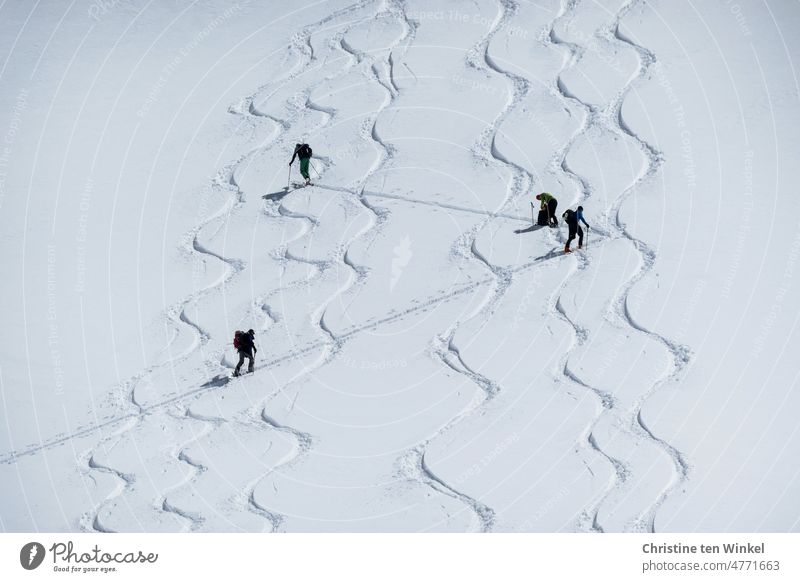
536 192 558 227
290 143 313 185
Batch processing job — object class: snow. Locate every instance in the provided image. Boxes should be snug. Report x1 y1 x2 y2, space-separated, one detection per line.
1 0 799 533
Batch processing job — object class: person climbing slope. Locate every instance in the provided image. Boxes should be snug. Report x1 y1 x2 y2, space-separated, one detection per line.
562 205 590 253
289 143 313 186
233 329 257 377
535 192 558 227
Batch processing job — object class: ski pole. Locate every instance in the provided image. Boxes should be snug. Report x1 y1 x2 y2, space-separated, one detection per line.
531 202 535 226
310 161 320 179
287 164 292 189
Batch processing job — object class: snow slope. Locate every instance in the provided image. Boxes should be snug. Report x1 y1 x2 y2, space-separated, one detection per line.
1 0 799 532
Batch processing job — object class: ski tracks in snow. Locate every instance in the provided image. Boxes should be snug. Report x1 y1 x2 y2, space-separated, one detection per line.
231 0 418 530
400 0 538 532
73 0 688 532
545 0 690 532
541 0 631 534
602 0 690 533
80 119 268 533
80 0 389 531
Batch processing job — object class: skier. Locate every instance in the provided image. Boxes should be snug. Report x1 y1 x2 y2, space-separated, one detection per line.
289 143 313 186
535 193 558 227
233 329 257 377
562 205 590 253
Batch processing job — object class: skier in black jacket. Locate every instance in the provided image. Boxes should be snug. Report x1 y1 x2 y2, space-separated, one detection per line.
234 329 257 376
563 205 590 253
290 143 313 185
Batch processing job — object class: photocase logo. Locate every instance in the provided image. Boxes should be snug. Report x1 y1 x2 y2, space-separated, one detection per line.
20 542 46 570
390 235 412 291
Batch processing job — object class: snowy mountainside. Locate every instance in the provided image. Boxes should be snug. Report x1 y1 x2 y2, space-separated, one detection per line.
1 0 799 532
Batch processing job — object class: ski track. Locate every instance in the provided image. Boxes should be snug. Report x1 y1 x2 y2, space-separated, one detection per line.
75 381 142 532
541 0 632 534
79 160 254 530
233 0 416 530
602 0 690 533
395 0 542 532
546 0 690 532
169 0 376 530
84 127 271 531
236 409 314 532
0 246 567 467
75 80 299 528
156 410 217 532
162 0 418 531
551 258 631 533
76 1 387 531
399 445 495 532
156 408 230 533
83 452 136 533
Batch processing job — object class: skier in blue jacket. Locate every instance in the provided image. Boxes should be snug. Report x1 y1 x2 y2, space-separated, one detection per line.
563 205 590 253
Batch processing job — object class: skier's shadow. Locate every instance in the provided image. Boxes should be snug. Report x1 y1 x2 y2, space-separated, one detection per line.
514 224 547 234
262 188 290 202
201 373 230 388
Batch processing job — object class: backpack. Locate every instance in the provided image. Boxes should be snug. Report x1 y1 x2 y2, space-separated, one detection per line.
298 144 312 158
233 330 244 350
562 209 575 222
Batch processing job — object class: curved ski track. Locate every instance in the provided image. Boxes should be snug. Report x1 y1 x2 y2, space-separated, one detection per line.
546 0 690 532
397 0 545 533
81 120 272 532
237 0 419 530
601 0 690 533
166 0 423 531
177 0 383 530
80 0 389 531
540 0 630 534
